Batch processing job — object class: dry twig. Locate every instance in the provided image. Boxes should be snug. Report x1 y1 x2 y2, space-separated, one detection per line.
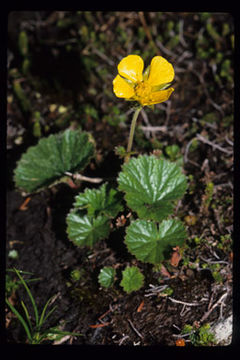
200 292 228 323
196 134 233 155
118 334 130 345
168 296 203 307
64 172 103 184
138 12 160 56
127 319 143 339
184 137 201 167
141 125 167 133
145 284 168 297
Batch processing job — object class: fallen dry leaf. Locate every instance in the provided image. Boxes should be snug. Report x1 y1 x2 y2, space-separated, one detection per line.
19 196 31 211
160 264 171 278
89 322 110 329
137 300 144 313
170 246 182 267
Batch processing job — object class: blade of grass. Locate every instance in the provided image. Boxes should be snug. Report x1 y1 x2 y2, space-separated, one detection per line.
20 300 33 333
7 268 35 276
40 305 58 327
6 297 32 342
39 296 57 328
13 268 39 327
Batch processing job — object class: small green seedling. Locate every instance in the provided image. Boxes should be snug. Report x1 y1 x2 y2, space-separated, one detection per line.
98 266 116 288
5 268 81 344
181 323 216 346
120 266 144 293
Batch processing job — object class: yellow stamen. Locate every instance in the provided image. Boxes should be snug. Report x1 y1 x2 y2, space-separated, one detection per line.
134 82 152 104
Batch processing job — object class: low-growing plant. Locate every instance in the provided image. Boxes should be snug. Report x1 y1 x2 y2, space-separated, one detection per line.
13 54 188 294
6 269 40 297
120 266 144 293
5 268 81 344
181 323 216 346
98 266 116 288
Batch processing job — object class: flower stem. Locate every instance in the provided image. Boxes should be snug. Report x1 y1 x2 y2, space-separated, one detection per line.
125 107 142 162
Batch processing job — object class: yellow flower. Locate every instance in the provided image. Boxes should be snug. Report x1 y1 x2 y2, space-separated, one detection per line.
113 54 175 106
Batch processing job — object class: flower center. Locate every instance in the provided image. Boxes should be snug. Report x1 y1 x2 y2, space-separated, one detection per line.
135 81 152 99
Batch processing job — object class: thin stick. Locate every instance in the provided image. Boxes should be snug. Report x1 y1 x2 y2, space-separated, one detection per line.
127 319 143 339
184 137 196 162
200 292 228 323
138 12 161 56
64 172 103 184
168 296 202 307
119 334 130 345
141 125 167 133
196 134 232 155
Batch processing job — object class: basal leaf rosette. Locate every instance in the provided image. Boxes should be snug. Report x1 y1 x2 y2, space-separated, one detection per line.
66 183 123 247
125 219 187 264
117 155 187 222
14 129 95 194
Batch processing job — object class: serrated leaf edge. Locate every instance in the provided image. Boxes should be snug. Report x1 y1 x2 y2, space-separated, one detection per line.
124 218 187 264
98 267 116 288
14 129 95 194
120 266 144 293
117 154 187 221
66 211 110 247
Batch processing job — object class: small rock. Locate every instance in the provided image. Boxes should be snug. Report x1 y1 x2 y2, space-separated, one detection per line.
211 314 232 345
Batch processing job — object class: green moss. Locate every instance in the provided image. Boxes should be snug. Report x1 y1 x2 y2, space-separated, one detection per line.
167 20 174 31
206 22 220 42
199 12 211 21
182 323 216 346
220 59 232 82
222 23 230 36
201 112 219 125
167 35 179 49
70 269 84 282
22 58 31 76
18 31 29 57
222 114 233 128
13 80 31 113
204 182 214 209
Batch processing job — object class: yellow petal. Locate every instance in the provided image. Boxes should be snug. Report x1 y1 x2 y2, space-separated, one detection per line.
113 74 135 98
118 55 144 83
147 56 174 87
142 87 174 106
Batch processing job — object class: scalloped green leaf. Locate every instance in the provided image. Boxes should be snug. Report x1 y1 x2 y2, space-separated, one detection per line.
125 219 187 264
98 267 116 288
74 183 123 218
120 266 144 293
14 129 95 193
66 213 110 247
117 155 187 221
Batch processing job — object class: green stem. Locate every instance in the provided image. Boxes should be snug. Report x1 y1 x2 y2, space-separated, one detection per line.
125 107 142 162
